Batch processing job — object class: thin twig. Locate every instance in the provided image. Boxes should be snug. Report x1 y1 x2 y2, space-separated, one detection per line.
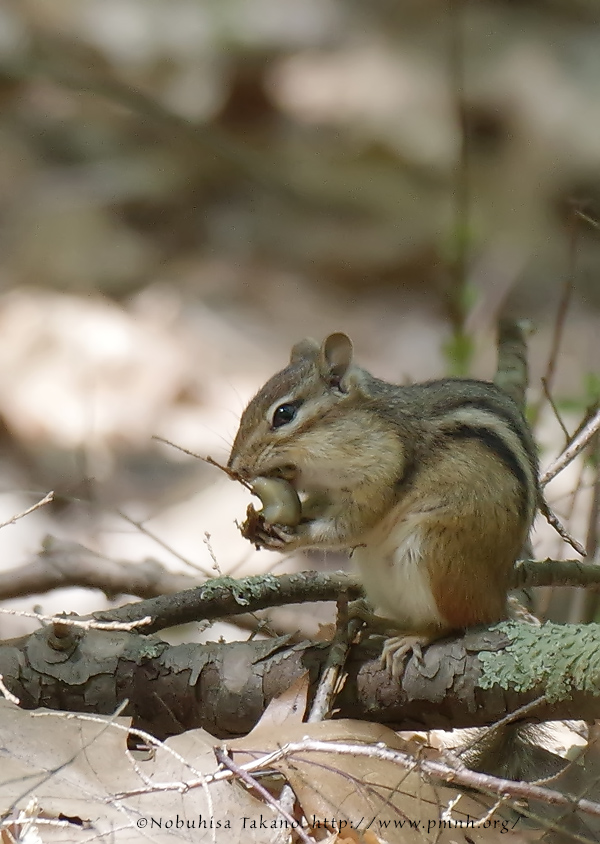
443 794 508 829
539 459 589 618
214 748 313 844
152 435 252 490
449 0 468 296
235 739 600 820
573 432 600 623
203 533 222 576
307 594 351 723
531 213 578 426
541 377 570 442
575 210 600 230
116 509 213 577
0 491 54 530
152 435 204 461
40 709 206 781
541 407 600 487
539 497 587 557
0 607 152 631
1 807 73 837
50 707 217 841
445 0 472 376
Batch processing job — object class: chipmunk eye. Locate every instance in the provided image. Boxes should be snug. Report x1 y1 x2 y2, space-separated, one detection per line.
272 403 299 428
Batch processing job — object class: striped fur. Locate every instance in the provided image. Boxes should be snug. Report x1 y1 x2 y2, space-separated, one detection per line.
229 334 539 635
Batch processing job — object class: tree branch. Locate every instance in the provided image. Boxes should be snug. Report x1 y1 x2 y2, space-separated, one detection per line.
494 318 530 412
91 570 362 633
541 406 600 487
2 547 599 630
88 560 599 633
0 538 199 601
1 620 599 740
514 558 600 590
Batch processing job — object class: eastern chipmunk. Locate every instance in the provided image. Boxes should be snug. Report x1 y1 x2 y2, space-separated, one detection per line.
228 332 538 675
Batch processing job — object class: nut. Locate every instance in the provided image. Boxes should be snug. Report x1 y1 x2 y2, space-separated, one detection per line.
251 477 302 526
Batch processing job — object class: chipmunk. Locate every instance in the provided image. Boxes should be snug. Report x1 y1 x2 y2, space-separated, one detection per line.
227 333 552 776
229 331 537 656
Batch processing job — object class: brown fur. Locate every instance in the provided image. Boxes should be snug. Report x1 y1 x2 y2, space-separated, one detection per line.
417 438 526 629
229 333 544 779
229 334 538 634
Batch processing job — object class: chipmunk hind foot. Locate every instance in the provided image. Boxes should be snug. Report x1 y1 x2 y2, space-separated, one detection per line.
381 633 437 679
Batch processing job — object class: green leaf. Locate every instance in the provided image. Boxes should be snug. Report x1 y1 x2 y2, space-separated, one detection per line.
443 330 474 377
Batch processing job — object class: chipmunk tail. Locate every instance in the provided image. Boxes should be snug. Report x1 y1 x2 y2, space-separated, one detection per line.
460 723 567 781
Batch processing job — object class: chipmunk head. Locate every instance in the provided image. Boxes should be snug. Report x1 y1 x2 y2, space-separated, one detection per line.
228 332 365 482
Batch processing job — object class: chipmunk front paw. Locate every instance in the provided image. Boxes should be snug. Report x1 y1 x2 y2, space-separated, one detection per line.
240 504 300 550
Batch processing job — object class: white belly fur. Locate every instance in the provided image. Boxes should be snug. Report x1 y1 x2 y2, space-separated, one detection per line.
353 510 443 630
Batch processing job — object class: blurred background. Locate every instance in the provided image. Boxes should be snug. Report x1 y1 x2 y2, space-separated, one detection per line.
0 0 598 639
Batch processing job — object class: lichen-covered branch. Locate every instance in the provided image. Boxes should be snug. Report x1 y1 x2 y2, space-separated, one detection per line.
1 619 599 740
514 558 600 590
88 561 600 634
1 550 598 635
93 570 363 633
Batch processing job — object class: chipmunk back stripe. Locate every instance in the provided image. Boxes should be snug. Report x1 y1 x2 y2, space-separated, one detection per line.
443 423 530 504
437 402 536 467
437 403 537 519
423 392 532 458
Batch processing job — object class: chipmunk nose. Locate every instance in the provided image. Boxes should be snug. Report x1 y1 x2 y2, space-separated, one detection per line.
227 453 256 482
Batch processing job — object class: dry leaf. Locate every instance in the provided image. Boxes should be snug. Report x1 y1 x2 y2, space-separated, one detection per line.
231 719 543 844
249 672 310 731
315 623 337 643
0 700 270 843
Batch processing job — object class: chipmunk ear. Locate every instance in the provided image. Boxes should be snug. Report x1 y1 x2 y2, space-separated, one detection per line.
319 332 355 392
290 337 319 364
